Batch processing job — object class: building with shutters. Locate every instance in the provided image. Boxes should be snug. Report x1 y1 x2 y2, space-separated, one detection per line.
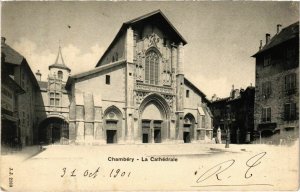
252 21 299 144
1 37 39 148
64 10 213 144
210 85 255 144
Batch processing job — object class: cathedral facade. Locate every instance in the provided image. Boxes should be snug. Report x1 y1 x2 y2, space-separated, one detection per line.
27 10 213 146
62 10 213 144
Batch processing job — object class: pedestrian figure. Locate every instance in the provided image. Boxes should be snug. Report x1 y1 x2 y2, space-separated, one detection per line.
217 127 222 144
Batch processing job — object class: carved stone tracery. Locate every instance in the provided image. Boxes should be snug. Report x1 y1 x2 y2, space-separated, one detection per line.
135 91 149 104
135 32 172 86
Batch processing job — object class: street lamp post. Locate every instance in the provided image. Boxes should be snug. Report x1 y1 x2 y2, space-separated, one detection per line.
225 120 230 148
224 105 235 148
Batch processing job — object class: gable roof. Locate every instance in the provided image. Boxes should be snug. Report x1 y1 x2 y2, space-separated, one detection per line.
96 10 187 67
252 21 299 57
124 9 187 45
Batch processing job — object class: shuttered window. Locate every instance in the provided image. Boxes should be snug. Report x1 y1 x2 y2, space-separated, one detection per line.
285 73 296 94
262 81 272 98
261 107 271 122
284 103 297 121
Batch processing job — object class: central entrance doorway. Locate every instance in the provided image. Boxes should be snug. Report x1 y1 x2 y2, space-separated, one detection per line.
153 120 162 143
141 103 164 143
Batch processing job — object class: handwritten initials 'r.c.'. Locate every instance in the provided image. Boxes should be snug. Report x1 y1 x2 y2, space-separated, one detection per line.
196 159 235 183
245 152 267 179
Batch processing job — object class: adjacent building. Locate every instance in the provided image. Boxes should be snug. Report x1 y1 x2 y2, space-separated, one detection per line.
210 85 255 144
1 37 39 148
252 22 299 144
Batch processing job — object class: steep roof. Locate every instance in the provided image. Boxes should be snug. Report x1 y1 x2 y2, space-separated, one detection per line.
253 21 299 57
96 10 187 67
49 46 71 72
38 81 48 90
184 77 209 103
1 40 39 89
124 10 187 44
1 42 24 65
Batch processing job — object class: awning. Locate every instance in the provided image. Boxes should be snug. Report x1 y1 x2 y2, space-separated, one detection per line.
197 107 205 116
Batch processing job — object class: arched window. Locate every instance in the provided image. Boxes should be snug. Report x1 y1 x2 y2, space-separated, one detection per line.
57 71 63 79
145 51 159 85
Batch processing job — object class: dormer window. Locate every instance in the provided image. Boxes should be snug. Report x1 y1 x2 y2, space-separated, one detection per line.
58 70 63 79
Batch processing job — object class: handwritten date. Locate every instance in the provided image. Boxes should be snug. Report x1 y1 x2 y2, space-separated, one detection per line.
60 167 131 179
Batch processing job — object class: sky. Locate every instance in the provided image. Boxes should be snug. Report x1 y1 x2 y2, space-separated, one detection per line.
1 1 299 99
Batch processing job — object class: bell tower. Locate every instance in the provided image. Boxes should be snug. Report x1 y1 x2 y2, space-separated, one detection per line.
48 45 71 83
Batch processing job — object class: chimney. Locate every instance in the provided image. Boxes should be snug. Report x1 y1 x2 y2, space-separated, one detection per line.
259 40 263 50
277 24 282 34
1 37 6 44
35 70 42 81
230 84 234 98
211 94 217 102
265 33 271 45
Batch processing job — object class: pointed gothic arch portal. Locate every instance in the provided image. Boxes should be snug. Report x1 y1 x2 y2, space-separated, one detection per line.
183 113 196 143
139 94 170 143
103 106 123 144
38 117 69 145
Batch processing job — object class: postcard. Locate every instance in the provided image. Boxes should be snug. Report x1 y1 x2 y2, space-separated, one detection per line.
1 1 299 191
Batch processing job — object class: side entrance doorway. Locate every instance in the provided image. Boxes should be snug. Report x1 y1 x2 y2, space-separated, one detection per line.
183 113 195 143
106 120 118 144
103 106 123 144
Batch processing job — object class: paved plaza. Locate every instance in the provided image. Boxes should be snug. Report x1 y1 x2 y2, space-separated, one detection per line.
1 142 299 191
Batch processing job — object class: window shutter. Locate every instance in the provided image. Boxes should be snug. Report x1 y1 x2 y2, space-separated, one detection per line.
267 108 271 122
285 75 288 91
292 73 296 89
291 103 296 120
284 104 289 120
